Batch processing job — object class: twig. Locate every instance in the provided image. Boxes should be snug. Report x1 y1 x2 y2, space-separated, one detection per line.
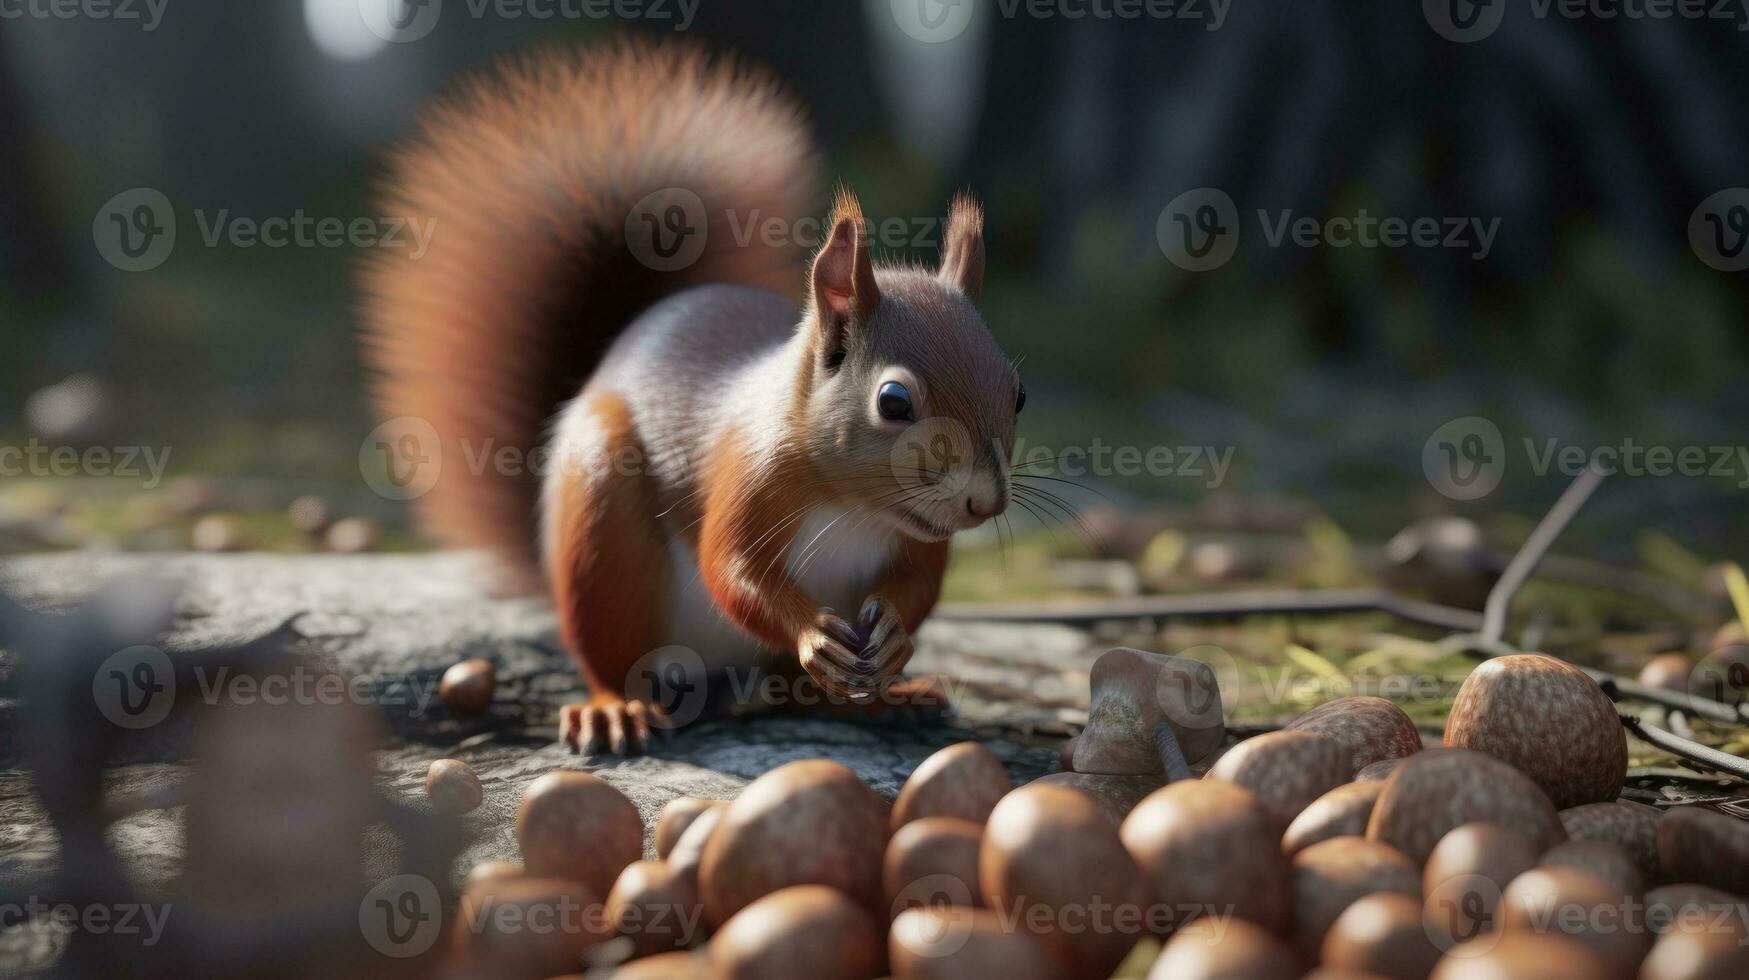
1482 463 1608 647
936 588 1484 633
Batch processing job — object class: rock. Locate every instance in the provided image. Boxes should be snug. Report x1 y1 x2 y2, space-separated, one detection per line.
1072 647 1225 775
1367 748 1565 866
1284 697 1423 776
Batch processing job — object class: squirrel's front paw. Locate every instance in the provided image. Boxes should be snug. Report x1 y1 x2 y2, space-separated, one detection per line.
797 599 913 702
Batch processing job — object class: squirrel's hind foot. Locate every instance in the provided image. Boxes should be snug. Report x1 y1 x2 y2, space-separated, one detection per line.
561 697 667 756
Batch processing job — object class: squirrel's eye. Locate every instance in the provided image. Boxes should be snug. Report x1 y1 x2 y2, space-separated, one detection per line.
877 381 914 422
1015 383 1027 415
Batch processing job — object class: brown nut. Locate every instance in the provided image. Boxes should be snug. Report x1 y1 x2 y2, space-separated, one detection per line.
440 658 496 716
1498 866 1649 976
1283 781 1385 856
1290 836 1420 961
450 876 610 980
1658 806 1749 896
1356 757 1408 781
606 859 703 958
1444 654 1626 809
1429 931 1609 980
667 804 726 890
699 760 887 927
1539 839 1644 897
1028 771 1162 826
1367 748 1564 866
286 495 332 535
191 514 246 553
1642 883 1745 937
516 770 642 900
1073 647 1226 775
983 784 1149 979
1640 927 1749 980
325 516 382 554
1637 654 1694 692
1122 780 1291 935
466 860 524 886
603 950 709 979
1205 730 1350 832
1422 822 1541 952
706 884 882 980
1319 891 1441 980
888 907 1057 980
1284 696 1424 776
1146 917 1298 980
426 758 483 815
884 816 983 914
891 741 1011 830
654 797 724 859
1559 800 1662 880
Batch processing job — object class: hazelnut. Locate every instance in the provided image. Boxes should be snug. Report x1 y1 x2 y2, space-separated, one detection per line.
440 658 495 716
1366 748 1564 866
1422 822 1540 952
465 861 523 886
1640 928 1749 980
884 816 983 914
1430 932 1608 980
1642 883 1744 937
1284 696 1424 776
1122 780 1291 935
516 770 642 899
425 758 483 815
1444 654 1626 808
1147 917 1298 980
325 516 381 553
1559 800 1662 880
450 876 610 980
1283 781 1385 856
191 514 246 552
654 797 724 859
1498 866 1649 975
1637 654 1694 692
891 741 1011 829
604 951 708 979
888 907 1057 980
1320 892 1441 980
1290 836 1420 961
706 884 882 980
1658 806 1749 896
606 859 703 958
287 495 332 535
1356 757 1407 781
1539 839 1643 897
1205 730 1350 832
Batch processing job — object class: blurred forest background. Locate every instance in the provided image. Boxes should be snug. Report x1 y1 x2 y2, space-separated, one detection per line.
3 0 1748 565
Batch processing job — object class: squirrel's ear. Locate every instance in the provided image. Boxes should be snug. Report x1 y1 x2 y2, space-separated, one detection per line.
938 193 985 301
809 194 879 352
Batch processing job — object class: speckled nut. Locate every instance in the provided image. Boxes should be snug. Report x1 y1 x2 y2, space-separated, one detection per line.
1430 932 1609 980
1147 917 1298 980
1658 806 1749 896
606 859 703 958
654 797 724 859
1121 780 1291 935
1422 822 1541 953
1539 839 1644 897
699 760 888 927
1498 866 1650 976
1444 654 1626 809
1073 647 1226 775
889 907 1058 980
1283 781 1385 856
1284 696 1424 776
1320 891 1441 980
891 741 1011 830
440 658 495 716
1356 757 1407 781
706 885 882 980
1559 800 1662 880
983 784 1150 980
1366 748 1565 866
1205 730 1350 832
515 770 643 899
425 758 483 814
884 816 984 914
1290 837 1421 962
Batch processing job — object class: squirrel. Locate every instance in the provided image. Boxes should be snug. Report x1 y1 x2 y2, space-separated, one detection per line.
361 40 1021 754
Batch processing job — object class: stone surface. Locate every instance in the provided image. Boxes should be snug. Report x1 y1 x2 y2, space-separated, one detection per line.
0 551 1068 926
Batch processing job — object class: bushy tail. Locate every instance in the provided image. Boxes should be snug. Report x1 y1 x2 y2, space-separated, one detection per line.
361 40 819 591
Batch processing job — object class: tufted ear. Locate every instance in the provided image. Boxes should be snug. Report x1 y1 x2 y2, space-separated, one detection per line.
937 192 985 301
808 190 879 363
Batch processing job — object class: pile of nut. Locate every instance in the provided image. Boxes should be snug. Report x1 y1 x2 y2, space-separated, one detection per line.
425 648 1749 979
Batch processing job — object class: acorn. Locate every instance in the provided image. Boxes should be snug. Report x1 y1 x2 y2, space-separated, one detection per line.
1028 771 1161 826
1289 836 1420 961
1539 839 1644 897
1444 654 1626 809
1640 928 1749 980
606 859 703 958
1284 696 1424 776
700 760 888 927
604 951 709 979
1283 781 1385 856
440 658 496 716
1319 891 1441 980
1356 757 1407 781
451 876 611 980
1498 866 1650 974
888 907 1058 980
1657 806 1749 895
1637 654 1694 692
1430 932 1609 980
706 884 883 980
1147 917 1298 980
655 797 724 859
1367 748 1565 866
884 816 983 914
1121 780 1291 935
516 770 643 899
426 758 483 815
891 741 1011 829
983 783 1149 979
1206 730 1350 832
1559 800 1662 880
1422 822 1541 952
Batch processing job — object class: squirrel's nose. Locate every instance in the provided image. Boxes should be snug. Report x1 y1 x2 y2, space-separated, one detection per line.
965 492 1005 520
